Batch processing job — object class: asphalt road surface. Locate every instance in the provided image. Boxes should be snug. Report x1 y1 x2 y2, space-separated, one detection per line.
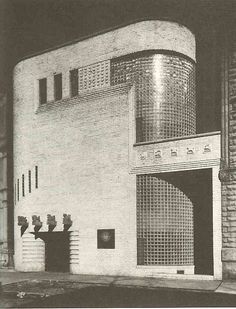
3 285 236 308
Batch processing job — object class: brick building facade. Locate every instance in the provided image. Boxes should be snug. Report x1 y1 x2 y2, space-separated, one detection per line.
10 18 236 279
220 40 236 279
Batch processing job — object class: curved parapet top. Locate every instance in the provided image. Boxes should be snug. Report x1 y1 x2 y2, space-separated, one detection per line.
13 20 195 77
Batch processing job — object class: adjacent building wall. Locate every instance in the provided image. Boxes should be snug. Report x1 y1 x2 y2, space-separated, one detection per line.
221 40 236 279
0 92 8 267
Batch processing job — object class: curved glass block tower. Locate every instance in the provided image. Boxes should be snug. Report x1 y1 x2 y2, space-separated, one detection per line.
111 52 196 142
110 45 196 267
136 175 194 266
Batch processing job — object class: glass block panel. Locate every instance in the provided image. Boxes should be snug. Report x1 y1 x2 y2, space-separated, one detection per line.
78 60 110 92
111 52 196 142
136 175 194 266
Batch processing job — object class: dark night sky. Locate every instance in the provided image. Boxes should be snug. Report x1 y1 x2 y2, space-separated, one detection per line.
1 0 236 131
1 0 236 81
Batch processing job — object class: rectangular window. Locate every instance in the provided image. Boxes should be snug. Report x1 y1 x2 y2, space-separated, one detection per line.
39 78 47 104
70 69 78 97
28 170 31 193
35 166 38 189
22 174 25 197
54 73 62 101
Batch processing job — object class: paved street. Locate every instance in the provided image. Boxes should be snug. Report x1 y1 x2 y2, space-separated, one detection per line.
2 284 236 308
1 272 236 308
27 286 236 308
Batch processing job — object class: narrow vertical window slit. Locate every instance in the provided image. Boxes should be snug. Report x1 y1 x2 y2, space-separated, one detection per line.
39 78 47 104
35 166 38 189
28 170 31 193
54 73 62 100
22 174 25 197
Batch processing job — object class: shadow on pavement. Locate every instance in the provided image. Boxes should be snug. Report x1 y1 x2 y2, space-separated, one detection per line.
15 285 236 308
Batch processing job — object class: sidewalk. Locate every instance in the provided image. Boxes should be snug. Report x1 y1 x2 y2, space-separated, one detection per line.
1 270 235 295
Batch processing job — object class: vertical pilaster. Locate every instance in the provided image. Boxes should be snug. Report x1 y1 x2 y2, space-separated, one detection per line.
212 166 222 279
220 38 236 279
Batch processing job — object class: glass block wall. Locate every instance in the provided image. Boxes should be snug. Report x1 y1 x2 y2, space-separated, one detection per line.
137 175 194 266
111 52 196 142
79 60 110 92
111 51 196 268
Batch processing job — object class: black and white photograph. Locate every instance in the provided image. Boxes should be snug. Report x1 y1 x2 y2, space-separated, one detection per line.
1 0 236 307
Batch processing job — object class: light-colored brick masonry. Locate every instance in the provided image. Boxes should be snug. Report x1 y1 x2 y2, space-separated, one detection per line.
13 20 212 278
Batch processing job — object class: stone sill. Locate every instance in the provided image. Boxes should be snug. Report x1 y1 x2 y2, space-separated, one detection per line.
35 83 131 114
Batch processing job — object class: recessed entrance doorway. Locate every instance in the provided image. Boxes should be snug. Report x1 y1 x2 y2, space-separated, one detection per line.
35 231 70 272
137 168 214 276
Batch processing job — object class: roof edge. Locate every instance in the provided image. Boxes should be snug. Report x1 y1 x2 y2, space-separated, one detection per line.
14 17 195 68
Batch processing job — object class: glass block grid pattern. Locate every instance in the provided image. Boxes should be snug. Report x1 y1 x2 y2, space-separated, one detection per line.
78 60 110 92
137 175 194 266
110 52 196 142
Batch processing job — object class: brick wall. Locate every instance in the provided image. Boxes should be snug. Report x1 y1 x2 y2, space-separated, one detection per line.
13 20 196 276
14 83 139 275
221 46 236 279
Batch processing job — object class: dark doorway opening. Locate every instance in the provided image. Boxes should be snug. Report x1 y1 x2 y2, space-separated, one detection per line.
34 231 70 272
158 168 213 275
191 169 213 275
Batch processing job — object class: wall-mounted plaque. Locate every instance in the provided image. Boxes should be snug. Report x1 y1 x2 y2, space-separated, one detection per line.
97 229 115 249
